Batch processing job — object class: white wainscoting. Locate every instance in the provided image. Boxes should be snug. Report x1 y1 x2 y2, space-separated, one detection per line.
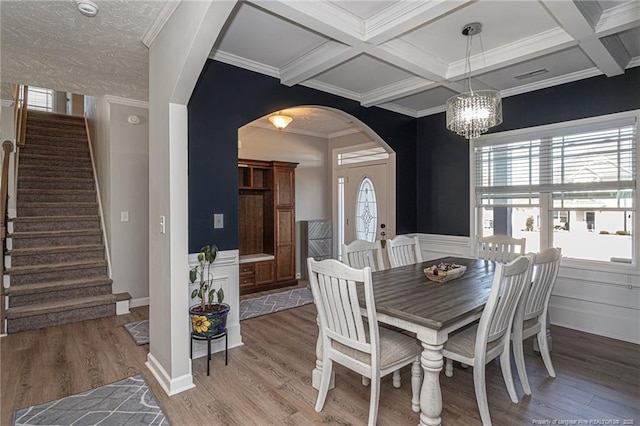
188 249 243 360
411 233 640 344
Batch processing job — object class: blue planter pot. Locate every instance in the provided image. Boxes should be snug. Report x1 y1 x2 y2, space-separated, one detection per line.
189 303 230 337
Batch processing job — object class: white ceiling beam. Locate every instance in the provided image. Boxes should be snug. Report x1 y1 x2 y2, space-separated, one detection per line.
541 0 627 76
447 27 576 80
280 42 360 86
249 0 363 45
372 39 448 81
364 0 472 45
361 77 437 107
595 1 640 37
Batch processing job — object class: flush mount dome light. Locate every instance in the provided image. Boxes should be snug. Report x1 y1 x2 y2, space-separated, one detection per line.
76 0 99 17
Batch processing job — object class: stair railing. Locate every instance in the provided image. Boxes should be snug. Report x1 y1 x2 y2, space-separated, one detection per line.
13 84 28 147
1 141 14 334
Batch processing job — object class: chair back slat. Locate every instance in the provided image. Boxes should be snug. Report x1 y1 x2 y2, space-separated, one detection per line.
387 235 423 268
480 255 532 346
342 240 384 271
477 235 526 263
309 258 376 355
523 248 561 321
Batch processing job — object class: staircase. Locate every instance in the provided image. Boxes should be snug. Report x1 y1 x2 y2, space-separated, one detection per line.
4 110 118 333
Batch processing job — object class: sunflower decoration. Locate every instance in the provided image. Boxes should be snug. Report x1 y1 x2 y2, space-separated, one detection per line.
191 315 211 334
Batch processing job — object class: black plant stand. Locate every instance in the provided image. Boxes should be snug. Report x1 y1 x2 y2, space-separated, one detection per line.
190 329 228 376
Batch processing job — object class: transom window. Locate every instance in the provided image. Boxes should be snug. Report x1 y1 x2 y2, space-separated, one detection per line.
474 112 638 264
27 86 54 112
355 177 377 242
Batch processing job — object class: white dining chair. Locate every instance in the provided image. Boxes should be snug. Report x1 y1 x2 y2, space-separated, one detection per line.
512 247 561 396
307 258 422 426
387 235 423 268
442 255 533 426
477 235 526 263
342 239 385 272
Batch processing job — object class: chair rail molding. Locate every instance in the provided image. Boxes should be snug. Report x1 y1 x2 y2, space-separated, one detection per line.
188 249 243 358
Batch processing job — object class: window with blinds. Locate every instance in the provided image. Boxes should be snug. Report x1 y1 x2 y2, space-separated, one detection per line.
473 112 638 263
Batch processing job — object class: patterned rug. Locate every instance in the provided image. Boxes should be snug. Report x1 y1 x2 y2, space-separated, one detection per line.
13 374 168 425
124 320 149 345
239 287 314 320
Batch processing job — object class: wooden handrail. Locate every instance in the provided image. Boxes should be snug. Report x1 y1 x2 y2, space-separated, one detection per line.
12 84 28 147
0 140 14 334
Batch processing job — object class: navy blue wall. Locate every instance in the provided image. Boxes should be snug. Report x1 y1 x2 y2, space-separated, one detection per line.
188 60 417 252
417 66 640 237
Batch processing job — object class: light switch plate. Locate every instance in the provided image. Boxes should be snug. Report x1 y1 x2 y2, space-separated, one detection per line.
214 213 224 229
121 211 129 222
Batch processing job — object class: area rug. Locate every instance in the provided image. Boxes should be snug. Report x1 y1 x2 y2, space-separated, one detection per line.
12 374 168 425
240 287 314 320
124 320 149 346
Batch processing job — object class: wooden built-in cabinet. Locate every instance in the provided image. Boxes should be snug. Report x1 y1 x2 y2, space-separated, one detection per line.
238 159 297 295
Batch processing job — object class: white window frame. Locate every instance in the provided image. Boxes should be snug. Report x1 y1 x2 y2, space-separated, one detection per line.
470 110 640 273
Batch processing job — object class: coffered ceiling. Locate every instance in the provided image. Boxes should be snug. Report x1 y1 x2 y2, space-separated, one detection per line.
1 0 638 124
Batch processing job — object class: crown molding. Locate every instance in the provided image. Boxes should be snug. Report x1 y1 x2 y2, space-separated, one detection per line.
377 102 418 118
301 79 362 104
627 57 640 69
361 76 436 107
104 95 149 108
328 127 363 139
0 99 14 108
247 121 329 139
141 1 181 48
596 1 640 37
416 104 446 118
211 51 280 79
280 42 356 87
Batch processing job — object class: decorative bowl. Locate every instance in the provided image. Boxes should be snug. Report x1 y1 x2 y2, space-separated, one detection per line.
424 262 466 283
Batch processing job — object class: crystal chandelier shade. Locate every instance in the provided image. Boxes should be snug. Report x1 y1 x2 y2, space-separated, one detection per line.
446 90 502 140
445 22 502 140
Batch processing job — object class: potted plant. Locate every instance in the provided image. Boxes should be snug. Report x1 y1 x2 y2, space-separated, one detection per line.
189 244 230 337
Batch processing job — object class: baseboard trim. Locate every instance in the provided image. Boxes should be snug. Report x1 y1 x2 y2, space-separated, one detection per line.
146 353 195 396
130 297 150 308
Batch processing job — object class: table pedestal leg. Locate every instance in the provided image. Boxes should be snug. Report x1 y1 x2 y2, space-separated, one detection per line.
419 341 444 426
312 316 334 390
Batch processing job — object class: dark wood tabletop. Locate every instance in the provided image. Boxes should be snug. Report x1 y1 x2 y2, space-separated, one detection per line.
368 256 497 330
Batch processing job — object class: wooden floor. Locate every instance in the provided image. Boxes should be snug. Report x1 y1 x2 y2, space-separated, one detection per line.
2 301 639 425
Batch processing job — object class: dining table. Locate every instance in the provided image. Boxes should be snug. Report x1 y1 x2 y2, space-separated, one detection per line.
311 256 498 426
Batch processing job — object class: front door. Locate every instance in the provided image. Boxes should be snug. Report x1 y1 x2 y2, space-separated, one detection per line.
343 162 388 246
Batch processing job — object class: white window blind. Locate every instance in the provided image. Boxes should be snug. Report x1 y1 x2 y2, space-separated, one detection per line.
475 117 637 209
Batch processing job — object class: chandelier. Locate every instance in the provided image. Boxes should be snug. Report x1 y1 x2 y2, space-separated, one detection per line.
268 112 293 131
445 23 502 140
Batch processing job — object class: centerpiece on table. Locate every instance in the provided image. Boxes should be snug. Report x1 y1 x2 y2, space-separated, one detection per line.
424 262 466 283
189 244 230 337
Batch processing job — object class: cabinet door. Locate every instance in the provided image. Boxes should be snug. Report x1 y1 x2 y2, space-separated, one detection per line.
274 168 295 207
255 261 275 285
275 208 295 281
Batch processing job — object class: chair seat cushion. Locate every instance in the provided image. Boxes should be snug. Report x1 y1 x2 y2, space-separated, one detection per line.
443 324 502 359
332 325 421 369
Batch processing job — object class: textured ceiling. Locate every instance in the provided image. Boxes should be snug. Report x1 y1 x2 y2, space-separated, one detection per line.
1 0 638 134
1 0 167 101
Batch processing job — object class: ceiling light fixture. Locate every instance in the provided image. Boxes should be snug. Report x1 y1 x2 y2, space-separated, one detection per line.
268 112 293 131
445 22 502 140
76 0 99 17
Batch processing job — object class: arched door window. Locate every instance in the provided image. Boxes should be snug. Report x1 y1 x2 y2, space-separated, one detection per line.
355 177 377 242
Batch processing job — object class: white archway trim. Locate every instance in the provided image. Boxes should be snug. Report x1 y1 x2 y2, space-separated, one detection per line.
147 0 238 396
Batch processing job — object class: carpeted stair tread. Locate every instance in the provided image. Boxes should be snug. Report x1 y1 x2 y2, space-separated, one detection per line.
6 294 116 318
25 134 88 145
18 189 96 195
7 259 108 276
8 243 104 256
21 144 89 157
10 229 102 238
19 163 93 172
27 110 85 122
5 277 113 296
18 176 94 184
10 215 99 223
17 202 98 208
20 153 91 162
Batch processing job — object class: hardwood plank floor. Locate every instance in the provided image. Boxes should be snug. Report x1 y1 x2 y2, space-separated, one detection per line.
2 302 639 425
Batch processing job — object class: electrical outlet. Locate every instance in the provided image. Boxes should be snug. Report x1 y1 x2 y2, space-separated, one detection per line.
160 216 166 234
214 214 224 229
295 272 301 279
